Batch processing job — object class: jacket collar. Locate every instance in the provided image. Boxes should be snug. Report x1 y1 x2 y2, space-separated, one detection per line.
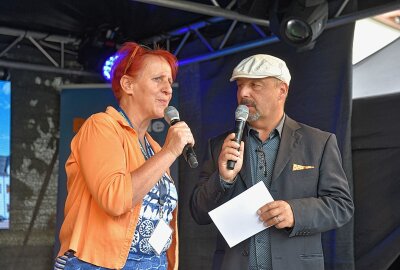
105 106 161 152
239 115 302 188
106 106 132 129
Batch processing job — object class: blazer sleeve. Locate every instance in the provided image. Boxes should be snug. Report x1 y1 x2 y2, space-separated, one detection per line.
287 134 354 237
190 136 235 225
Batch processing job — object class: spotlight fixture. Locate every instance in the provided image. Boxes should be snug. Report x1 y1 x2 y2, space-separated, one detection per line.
78 25 119 77
270 0 329 50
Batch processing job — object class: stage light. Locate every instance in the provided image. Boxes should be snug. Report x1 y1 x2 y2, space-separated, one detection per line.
102 54 119 81
271 0 329 50
78 25 119 79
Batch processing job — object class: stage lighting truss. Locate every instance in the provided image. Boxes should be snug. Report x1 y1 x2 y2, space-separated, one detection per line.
0 27 98 77
2 0 397 76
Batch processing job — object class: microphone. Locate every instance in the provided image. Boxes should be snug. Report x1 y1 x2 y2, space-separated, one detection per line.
227 105 249 170
164 106 198 168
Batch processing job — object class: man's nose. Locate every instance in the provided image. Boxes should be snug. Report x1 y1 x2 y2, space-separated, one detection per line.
238 85 250 98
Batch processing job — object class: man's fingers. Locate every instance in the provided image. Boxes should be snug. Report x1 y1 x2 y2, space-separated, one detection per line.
223 133 236 142
257 200 294 229
257 201 278 214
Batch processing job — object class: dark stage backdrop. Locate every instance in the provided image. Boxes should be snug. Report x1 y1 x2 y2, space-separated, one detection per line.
176 23 355 270
352 93 400 270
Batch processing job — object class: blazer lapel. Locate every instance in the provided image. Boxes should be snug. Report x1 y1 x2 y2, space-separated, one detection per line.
272 116 302 181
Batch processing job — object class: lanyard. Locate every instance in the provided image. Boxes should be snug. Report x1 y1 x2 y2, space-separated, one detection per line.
118 106 168 215
118 106 149 158
118 106 134 128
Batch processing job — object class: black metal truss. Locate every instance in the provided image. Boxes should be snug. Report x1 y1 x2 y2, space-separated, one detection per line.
0 0 399 75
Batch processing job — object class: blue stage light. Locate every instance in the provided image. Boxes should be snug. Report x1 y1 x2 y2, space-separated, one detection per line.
102 54 119 81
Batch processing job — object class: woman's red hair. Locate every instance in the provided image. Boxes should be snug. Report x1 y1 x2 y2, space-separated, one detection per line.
111 42 178 101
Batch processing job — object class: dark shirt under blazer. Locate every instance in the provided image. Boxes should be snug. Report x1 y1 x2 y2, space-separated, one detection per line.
190 116 354 270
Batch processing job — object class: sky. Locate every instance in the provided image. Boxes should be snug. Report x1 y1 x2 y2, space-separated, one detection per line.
0 80 11 156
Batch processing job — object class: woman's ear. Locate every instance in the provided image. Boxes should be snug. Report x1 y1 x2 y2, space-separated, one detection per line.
120 75 135 95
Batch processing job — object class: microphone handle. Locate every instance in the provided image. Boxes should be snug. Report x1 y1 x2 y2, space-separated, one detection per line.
226 160 236 170
169 118 198 168
227 120 246 170
170 119 180 126
183 145 198 168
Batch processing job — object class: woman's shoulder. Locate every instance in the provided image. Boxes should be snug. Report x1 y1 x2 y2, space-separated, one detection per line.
78 111 123 136
90 111 113 123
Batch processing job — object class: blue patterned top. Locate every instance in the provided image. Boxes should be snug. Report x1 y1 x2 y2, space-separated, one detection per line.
130 136 178 255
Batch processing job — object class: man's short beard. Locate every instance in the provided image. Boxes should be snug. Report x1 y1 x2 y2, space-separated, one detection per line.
247 111 260 122
240 99 260 122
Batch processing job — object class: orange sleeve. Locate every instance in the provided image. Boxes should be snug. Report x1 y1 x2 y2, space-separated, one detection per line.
167 205 179 270
71 114 134 216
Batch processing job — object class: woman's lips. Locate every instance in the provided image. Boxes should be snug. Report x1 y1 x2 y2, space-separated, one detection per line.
157 99 169 106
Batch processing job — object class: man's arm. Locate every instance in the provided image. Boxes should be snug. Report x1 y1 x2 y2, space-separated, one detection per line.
287 134 354 237
190 134 244 225
190 138 225 224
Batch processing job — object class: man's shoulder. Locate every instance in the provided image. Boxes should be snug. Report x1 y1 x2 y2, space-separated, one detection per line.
286 116 333 141
298 122 331 136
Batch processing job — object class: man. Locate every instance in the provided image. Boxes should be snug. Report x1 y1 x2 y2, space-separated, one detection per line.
190 54 354 270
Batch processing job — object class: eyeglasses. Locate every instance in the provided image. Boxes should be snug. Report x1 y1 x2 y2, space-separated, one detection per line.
255 146 268 177
123 44 153 75
123 46 140 75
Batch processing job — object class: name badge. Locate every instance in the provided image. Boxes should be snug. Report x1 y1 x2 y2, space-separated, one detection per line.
148 219 173 255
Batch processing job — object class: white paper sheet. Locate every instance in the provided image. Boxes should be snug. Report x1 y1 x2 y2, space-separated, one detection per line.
208 181 274 247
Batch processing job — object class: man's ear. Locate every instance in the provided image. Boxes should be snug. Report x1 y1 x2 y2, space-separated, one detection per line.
279 82 289 101
120 75 135 95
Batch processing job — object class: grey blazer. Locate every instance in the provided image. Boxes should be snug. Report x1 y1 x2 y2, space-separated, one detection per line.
190 116 354 270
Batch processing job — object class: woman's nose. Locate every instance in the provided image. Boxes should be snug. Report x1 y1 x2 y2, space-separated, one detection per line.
163 83 173 95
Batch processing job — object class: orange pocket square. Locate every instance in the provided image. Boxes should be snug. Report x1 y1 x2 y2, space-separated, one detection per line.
292 164 315 171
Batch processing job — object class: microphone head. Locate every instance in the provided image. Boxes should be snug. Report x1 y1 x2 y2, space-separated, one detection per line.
164 106 180 124
235 105 249 121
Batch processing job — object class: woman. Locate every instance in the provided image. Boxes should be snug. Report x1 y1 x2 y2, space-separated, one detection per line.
54 42 194 269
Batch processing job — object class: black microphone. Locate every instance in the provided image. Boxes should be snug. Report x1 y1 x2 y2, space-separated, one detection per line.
227 105 249 170
164 106 198 168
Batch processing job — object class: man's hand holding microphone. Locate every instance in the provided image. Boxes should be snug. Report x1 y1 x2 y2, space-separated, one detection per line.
218 105 249 183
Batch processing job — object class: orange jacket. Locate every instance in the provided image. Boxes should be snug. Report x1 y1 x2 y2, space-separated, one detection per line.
58 106 178 269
